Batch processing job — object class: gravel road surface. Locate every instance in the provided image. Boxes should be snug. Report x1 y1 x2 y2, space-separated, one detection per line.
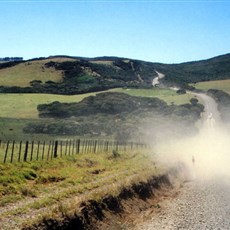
135 173 230 230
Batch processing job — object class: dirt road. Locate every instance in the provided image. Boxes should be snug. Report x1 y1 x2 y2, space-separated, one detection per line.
192 92 221 124
134 175 230 230
134 93 230 230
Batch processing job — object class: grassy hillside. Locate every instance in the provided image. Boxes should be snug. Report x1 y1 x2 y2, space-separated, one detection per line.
192 79 230 94
0 59 70 87
0 53 230 94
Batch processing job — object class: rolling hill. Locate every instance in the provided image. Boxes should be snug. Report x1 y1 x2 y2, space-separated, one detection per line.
0 53 230 94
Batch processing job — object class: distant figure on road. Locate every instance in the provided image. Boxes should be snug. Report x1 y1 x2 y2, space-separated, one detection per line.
192 155 195 167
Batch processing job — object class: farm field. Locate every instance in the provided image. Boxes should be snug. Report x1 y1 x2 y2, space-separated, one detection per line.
192 79 230 93
0 88 192 119
0 88 194 141
0 91 111 119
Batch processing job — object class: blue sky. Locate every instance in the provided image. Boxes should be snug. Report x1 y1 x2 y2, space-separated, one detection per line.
0 0 230 63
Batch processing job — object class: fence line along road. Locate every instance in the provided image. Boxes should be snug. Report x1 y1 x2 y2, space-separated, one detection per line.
0 139 148 163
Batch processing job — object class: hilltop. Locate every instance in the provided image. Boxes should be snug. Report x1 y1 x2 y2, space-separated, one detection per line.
0 53 230 94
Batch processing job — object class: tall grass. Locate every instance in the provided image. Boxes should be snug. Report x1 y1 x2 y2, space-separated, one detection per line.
0 149 158 208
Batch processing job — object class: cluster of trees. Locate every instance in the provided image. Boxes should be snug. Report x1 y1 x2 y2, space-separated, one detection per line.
37 92 168 118
24 92 204 142
0 57 23 62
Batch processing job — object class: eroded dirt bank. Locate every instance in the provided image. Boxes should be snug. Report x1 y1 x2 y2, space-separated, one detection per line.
23 164 188 230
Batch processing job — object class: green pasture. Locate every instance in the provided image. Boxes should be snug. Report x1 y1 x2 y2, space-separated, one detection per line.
112 88 193 105
0 92 110 119
191 79 230 94
0 88 191 119
0 88 192 141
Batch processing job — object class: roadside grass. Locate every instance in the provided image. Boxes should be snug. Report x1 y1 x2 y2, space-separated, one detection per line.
0 149 160 216
191 79 230 93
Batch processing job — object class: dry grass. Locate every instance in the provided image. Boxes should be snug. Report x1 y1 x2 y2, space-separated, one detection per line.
0 62 62 87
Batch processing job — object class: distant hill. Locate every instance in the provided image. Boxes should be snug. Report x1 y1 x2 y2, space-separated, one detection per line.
0 53 230 94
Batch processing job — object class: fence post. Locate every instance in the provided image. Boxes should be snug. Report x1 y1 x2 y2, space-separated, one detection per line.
93 140 97 153
68 140 71 155
36 141 40 160
50 141 54 159
86 140 90 153
50 141 55 159
72 140 75 155
47 141 51 160
65 140 68 155
106 141 109 152
24 141 29 162
53 140 58 158
77 139 80 154
30 141 34 161
60 141 63 157
84 140 88 153
3 141 10 163
10 140 15 163
116 141 119 151
18 141 22 162
42 141 45 160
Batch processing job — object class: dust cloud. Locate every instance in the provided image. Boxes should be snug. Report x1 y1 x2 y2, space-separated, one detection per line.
152 113 230 180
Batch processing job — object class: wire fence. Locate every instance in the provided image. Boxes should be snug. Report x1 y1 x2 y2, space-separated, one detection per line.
0 139 148 163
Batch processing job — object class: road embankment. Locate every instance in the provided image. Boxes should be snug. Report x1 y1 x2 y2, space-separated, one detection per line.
23 163 188 230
